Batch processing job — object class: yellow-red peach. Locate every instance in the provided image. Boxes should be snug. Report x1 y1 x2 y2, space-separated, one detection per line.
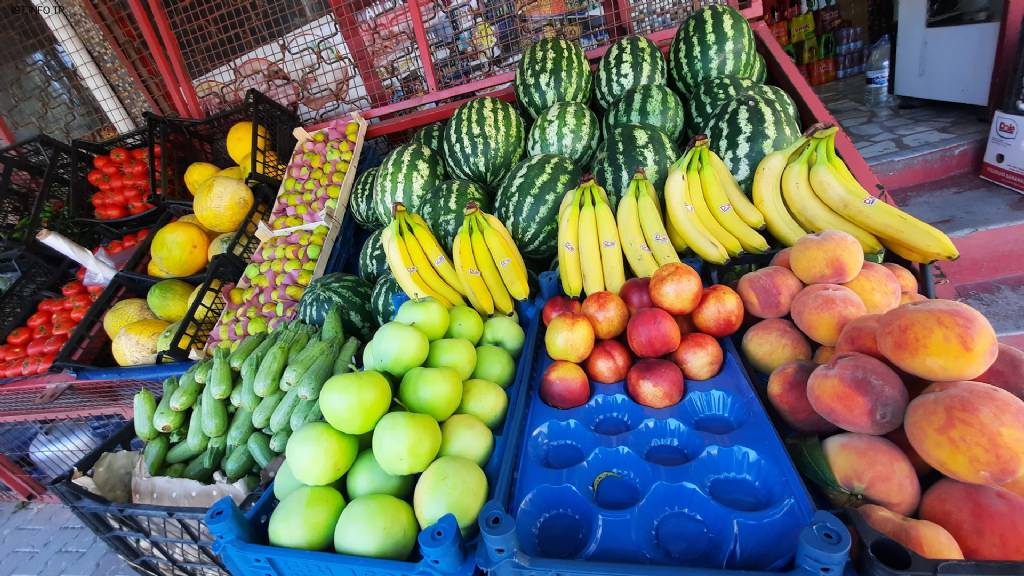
885 427 932 476
883 263 919 294
835 314 883 359
807 352 908 434
769 248 792 269
790 230 864 284
791 284 868 346
691 285 744 337
976 343 1024 399
843 262 902 314
767 360 836 433
858 504 963 560
899 292 927 305
736 266 804 319
813 346 835 364
920 479 1024 561
823 433 921 515
740 318 812 374
877 299 998 382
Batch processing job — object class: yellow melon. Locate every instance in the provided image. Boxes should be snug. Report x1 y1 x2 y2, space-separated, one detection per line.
208 232 236 261
151 221 209 276
194 177 254 233
147 279 195 322
184 162 220 196
103 298 157 339
176 214 217 239
112 319 170 366
147 259 173 278
226 122 270 165
217 166 245 180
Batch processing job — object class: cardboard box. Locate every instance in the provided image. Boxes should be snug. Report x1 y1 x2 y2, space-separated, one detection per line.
980 111 1024 194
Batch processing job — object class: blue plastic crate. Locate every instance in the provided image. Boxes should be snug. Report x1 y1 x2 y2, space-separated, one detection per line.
475 271 852 576
205 295 544 576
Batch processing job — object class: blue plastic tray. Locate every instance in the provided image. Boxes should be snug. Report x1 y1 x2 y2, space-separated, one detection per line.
72 360 195 381
206 294 544 576
475 271 851 576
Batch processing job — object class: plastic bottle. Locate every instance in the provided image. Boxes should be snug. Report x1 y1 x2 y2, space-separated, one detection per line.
864 34 891 106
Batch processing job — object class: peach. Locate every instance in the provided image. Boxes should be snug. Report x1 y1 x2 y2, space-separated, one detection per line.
649 262 703 315
834 314 883 359
813 346 835 364
735 266 804 319
766 360 836 433
823 433 921 515
691 285 744 337
899 292 927 305
858 504 963 560
674 314 696 335
877 299 998 382
791 284 868 346
741 318 812 374
842 262 901 314
807 352 908 434
1001 472 1024 497
545 312 595 363
883 263 919 294
884 427 932 476
669 333 723 380
769 248 791 269
976 343 1024 399
904 380 1024 487
581 291 629 339
789 230 864 284
920 479 1024 561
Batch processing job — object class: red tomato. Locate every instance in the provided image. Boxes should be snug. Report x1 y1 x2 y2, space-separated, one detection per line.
7 328 30 346
26 311 51 328
0 344 8 361
42 334 67 355
104 205 128 219
20 356 41 376
26 338 47 357
31 323 52 340
99 162 119 176
51 312 75 335
93 155 111 169
5 344 26 359
109 147 129 163
69 307 86 322
87 170 105 187
38 297 64 313
122 234 138 248
107 240 124 253
136 228 149 240
66 294 92 309
61 281 86 296
109 174 125 189
106 188 126 205
1 361 20 378
38 354 55 373
130 148 148 161
86 285 104 297
126 161 147 177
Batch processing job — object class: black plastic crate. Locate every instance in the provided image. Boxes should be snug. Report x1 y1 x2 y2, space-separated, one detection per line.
70 127 162 226
0 247 76 342
151 89 299 206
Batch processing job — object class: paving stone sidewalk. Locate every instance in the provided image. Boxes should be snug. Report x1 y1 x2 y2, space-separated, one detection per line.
0 503 131 576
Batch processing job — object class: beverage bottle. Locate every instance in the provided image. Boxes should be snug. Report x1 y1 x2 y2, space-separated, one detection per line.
865 34 891 106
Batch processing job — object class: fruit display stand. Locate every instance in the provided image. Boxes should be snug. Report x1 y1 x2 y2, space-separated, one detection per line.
68 126 162 226
0 247 77 355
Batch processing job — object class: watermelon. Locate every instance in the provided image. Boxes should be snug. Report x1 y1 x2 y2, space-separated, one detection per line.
443 97 525 189
373 143 446 226
749 84 799 125
515 38 591 118
494 155 580 260
752 52 767 83
668 5 758 96
357 228 387 282
705 91 801 194
593 124 679 208
687 76 757 136
297 273 376 340
417 179 489 251
604 85 685 143
595 35 667 109
371 274 403 327
527 103 600 167
412 123 445 153
349 167 381 229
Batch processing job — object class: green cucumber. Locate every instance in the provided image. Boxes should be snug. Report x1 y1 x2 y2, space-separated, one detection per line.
304 399 322 424
209 347 233 400
185 402 209 452
169 366 202 412
321 307 344 342
290 398 316 432
164 462 186 478
224 443 254 481
168 427 188 444
194 358 213 384
295 344 337 401
252 390 285 430
229 385 242 408
226 408 255 448
143 435 169 475
166 440 204 465
240 328 282 383
152 378 186 433
228 333 265 371
246 432 274 468
200 385 228 438
281 339 330 390
269 429 290 453
287 328 310 363
269 387 301 434
333 336 361 376
133 389 158 441
253 333 292 397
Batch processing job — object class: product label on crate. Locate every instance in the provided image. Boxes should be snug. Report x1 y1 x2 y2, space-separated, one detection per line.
981 111 1024 194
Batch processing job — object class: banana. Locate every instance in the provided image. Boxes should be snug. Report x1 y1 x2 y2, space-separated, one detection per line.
686 148 744 257
698 147 770 254
480 211 529 286
617 176 659 277
704 147 766 230
557 185 584 297
453 223 494 315
577 185 605 295
475 211 530 301
636 173 681 266
399 214 465 306
470 214 515 314
753 137 809 247
592 182 626 294
383 218 451 305
811 135 959 263
664 154 730 265
665 218 689 252
406 212 465 295
781 143 884 254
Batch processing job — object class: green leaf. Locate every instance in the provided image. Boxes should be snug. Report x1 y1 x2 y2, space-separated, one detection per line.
786 436 862 508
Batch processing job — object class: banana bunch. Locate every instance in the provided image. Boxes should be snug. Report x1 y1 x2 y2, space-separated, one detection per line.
382 202 466 307
558 179 626 296
664 138 770 265
615 171 681 279
453 202 530 315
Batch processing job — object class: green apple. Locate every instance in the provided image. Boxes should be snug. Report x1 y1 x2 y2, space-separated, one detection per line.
361 339 379 371
398 366 462 421
425 338 477 381
372 411 441 475
413 456 488 535
286 422 359 486
480 315 526 358
445 305 484 344
372 322 429 377
319 370 393 435
439 414 493 466
471 345 516 388
269 486 346 550
457 378 508 429
395 298 449 341
346 450 414 499
273 459 304 501
333 494 418 560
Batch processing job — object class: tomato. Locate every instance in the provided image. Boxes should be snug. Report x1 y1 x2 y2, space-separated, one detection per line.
136 228 149 240
2 361 20 378
20 356 41 376
61 281 86 296
125 160 147 177
130 147 149 161
26 338 47 357
107 239 124 253
65 294 91 310
86 285 103 297
38 298 64 313
42 334 67 355
51 312 75 335
122 234 138 248
87 169 106 187
5 344 26 359
31 323 52 340
93 155 111 169
106 188 126 205
69 307 86 322
38 354 54 373
99 162 120 176
109 147 129 162
0 345 7 361
26 311 51 328
104 205 128 219
109 173 125 189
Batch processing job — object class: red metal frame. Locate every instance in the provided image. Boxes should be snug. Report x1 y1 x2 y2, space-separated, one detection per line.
407 0 439 93
0 116 14 147
328 0 390 109
147 0 203 118
0 453 48 500
124 0 190 117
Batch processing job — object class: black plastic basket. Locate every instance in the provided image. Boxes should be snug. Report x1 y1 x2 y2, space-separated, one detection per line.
70 127 162 226
151 89 299 206
0 247 76 341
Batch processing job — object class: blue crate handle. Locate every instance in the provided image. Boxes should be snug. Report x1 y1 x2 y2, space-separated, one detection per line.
74 361 195 381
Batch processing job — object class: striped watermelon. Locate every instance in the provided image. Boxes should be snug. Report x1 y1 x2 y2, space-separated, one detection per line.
297 273 376 340
668 5 758 96
687 76 757 135
752 52 767 83
494 154 580 260
593 124 679 208
417 179 489 251
604 85 686 143
527 103 600 167
515 38 591 118
749 84 799 125
371 274 403 327
357 228 387 282
443 97 525 189
595 35 667 109
373 143 446 226
349 167 381 229
705 91 801 194
412 123 445 153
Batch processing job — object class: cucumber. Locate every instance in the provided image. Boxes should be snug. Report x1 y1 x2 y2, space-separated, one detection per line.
201 385 229 438
281 339 330 390
194 358 213 384
133 389 158 441
252 390 285 430
143 435 169 475
305 398 323 424
169 427 188 444
229 385 242 408
185 402 209 452
269 387 301 434
164 462 186 478
226 408 255 447
169 366 202 412
321 306 344 342
287 329 310 363
240 328 282 383
254 333 292 397
333 336 361 376
209 347 234 400
290 398 316 432
295 343 337 400
166 440 204 464
269 429 291 453
152 378 186 433
224 443 255 481
246 432 274 468
228 333 265 371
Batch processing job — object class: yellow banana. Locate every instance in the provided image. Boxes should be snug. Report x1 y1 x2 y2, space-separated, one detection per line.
664 153 730 265
406 212 465 295
475 212 530 301
557 185 584 297
617 176 659 278
686 148 744 257
665 218 689 252
399 214 464 306
453 223 494 315
781 143 884 254
753 137 809 247
383 218 451 305
592 182 626 294
470 214 515 314
698 147 770 254
578 185 605 295
636 174 681 266
480 211 529 288
704 147 766 230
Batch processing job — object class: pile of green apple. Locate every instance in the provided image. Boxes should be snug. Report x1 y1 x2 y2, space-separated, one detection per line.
265 298 525 559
